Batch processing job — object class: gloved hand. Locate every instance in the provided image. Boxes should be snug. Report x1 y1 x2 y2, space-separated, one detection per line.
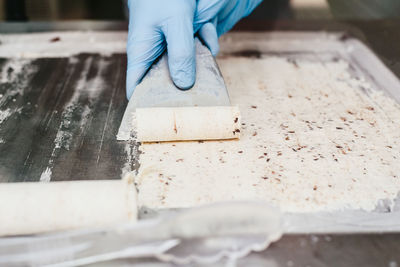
126 0 262 100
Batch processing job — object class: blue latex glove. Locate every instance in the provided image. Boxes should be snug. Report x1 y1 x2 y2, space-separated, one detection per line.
126 0 262 100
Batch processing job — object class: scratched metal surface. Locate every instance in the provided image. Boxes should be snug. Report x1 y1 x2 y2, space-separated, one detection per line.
0 54 138 182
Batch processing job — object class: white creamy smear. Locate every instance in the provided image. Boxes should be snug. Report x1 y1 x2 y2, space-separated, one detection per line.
135 56 400 213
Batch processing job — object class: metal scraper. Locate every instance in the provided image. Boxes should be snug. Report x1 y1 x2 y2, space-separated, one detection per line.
117 38 231 140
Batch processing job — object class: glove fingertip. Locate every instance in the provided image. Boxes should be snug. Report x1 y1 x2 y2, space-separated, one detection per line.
209 41 220 57
171 66 196 90
199 22 220 57
165 29 196 90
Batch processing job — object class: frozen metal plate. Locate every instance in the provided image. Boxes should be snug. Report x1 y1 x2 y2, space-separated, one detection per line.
141 32 400 234
1 31 400 234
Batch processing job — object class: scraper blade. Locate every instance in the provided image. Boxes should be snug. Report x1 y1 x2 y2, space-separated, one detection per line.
117 39 231 141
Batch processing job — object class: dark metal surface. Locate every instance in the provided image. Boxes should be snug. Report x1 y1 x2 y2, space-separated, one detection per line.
5 0 27 21
0 54 136 182
90 234 400 266
0 21 128 33
327 0 400 19
253 234 400 267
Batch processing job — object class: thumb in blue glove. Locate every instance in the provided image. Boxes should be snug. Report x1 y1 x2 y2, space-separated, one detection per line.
126 0 196 99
